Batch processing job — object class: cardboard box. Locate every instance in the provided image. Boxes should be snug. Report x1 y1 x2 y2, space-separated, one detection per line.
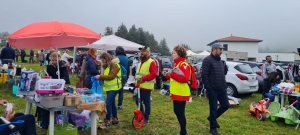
64 95 80 106
40 95 64 108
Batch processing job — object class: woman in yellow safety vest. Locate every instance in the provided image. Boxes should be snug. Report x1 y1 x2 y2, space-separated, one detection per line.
163 45 190 135
95 52 122 129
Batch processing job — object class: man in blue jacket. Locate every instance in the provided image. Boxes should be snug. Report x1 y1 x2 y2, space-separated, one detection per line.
201 43 230 135
115 46 129 110
1 42 15 64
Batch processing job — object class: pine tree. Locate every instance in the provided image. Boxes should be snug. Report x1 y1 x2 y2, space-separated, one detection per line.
178 43 191 50
159 38 171 55
104 27 114 36
115 23 128 38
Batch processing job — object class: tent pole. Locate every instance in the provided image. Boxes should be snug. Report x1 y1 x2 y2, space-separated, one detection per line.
73 46 76 64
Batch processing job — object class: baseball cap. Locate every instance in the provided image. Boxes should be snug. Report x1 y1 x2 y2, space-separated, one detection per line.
138 46 150 52
212 43 224 49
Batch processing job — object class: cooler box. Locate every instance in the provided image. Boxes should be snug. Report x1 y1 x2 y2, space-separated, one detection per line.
36 79 65 95
40 95 64 108
46 123 78 135
0 73 8 84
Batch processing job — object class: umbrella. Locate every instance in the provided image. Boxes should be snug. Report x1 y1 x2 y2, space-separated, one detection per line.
8 20 101 79
9 20 100 49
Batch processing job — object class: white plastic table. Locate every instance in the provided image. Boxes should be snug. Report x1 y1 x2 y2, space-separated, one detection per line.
24 96 98 135
279 92 300 107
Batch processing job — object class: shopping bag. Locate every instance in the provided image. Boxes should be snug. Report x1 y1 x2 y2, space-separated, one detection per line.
90 77 104 101
76 79 85 88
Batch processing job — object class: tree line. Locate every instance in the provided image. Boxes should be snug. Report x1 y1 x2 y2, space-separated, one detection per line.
104 23 173 56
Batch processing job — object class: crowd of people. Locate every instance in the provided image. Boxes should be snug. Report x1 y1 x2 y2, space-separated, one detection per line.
0 43 245 135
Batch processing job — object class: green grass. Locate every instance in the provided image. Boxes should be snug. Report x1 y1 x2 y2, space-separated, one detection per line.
0 62 298 135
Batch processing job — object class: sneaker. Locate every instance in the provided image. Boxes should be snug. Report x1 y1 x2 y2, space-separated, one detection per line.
210 129 219 135
143 120 149 126
118 106 123 110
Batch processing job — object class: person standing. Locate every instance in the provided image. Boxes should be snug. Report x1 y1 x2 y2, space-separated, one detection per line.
0 42 15 64
61 49 73 65
115 46 129 110
95 53 121 128
29 49 34 63
38 50 45 66
46 49 55 65
85 48 100 89
201 43 230 135
21 49 26 63
262 55 276 79
15 48 20 62
135 47 158 125
163 45 190 135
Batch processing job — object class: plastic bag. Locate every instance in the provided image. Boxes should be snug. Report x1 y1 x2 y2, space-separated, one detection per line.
90 77 104 101
271 84 281 95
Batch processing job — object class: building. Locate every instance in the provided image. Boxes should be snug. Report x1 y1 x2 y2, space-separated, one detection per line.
0 37 7 44
256 52 300 62
208 35 263 62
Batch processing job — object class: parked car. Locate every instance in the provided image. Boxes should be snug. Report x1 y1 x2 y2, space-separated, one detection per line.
225 61 259 96
236 61 263 92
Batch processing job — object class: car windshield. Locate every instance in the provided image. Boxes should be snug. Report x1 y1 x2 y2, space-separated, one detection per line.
234 64 254 74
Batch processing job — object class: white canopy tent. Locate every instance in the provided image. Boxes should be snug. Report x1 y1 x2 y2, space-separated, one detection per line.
198 50 210 56
77 35 144 51
187 50 197 56
73 35 144 63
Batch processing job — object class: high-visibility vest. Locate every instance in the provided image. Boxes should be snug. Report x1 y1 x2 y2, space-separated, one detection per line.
103 63 122 91
170 61 190 96
136 58 155 90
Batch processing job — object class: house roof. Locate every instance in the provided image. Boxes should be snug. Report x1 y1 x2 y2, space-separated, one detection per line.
208 35 263 45
0 37 7 40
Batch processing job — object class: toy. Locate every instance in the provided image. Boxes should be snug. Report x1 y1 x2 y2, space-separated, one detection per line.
248 98 271 121
270 100 300 125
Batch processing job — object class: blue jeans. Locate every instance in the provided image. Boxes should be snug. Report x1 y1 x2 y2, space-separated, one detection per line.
135 90 151 121
207 89 230 130
1 113 37 135
118 88 124 106
105 90 118 120
264 92 283 102
1 59 13 65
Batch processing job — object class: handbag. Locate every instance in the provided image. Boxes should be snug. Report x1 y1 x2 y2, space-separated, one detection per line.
76 79 85 88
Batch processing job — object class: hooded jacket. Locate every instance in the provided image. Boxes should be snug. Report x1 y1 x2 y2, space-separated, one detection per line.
85 55 100 89
116 46 129 78
99 57 120 80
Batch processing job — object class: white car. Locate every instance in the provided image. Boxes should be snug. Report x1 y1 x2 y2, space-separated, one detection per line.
225 61 258 96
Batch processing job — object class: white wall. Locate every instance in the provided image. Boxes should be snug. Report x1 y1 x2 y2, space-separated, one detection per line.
218 42 259 58
256 53 296 62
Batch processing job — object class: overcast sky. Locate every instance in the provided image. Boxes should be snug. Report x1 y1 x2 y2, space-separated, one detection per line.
1 0 300 52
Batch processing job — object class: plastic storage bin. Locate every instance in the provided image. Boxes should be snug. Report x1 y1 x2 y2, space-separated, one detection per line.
40 95 64 108
46 123 78 135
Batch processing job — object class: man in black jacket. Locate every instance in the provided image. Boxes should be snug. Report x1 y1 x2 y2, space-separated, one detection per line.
1 42 15 64
201 43 230 135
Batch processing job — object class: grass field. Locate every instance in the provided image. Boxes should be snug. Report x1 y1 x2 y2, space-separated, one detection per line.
0 62 297 135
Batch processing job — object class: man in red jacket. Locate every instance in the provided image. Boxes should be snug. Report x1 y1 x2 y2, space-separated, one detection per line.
135 47 158 125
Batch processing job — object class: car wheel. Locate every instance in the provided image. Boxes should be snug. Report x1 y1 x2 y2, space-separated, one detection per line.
227 84 238 97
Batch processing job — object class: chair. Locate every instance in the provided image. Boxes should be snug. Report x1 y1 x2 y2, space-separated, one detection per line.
0 117 24 135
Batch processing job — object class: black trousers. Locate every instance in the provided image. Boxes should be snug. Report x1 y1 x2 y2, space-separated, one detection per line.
173 100 187 135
